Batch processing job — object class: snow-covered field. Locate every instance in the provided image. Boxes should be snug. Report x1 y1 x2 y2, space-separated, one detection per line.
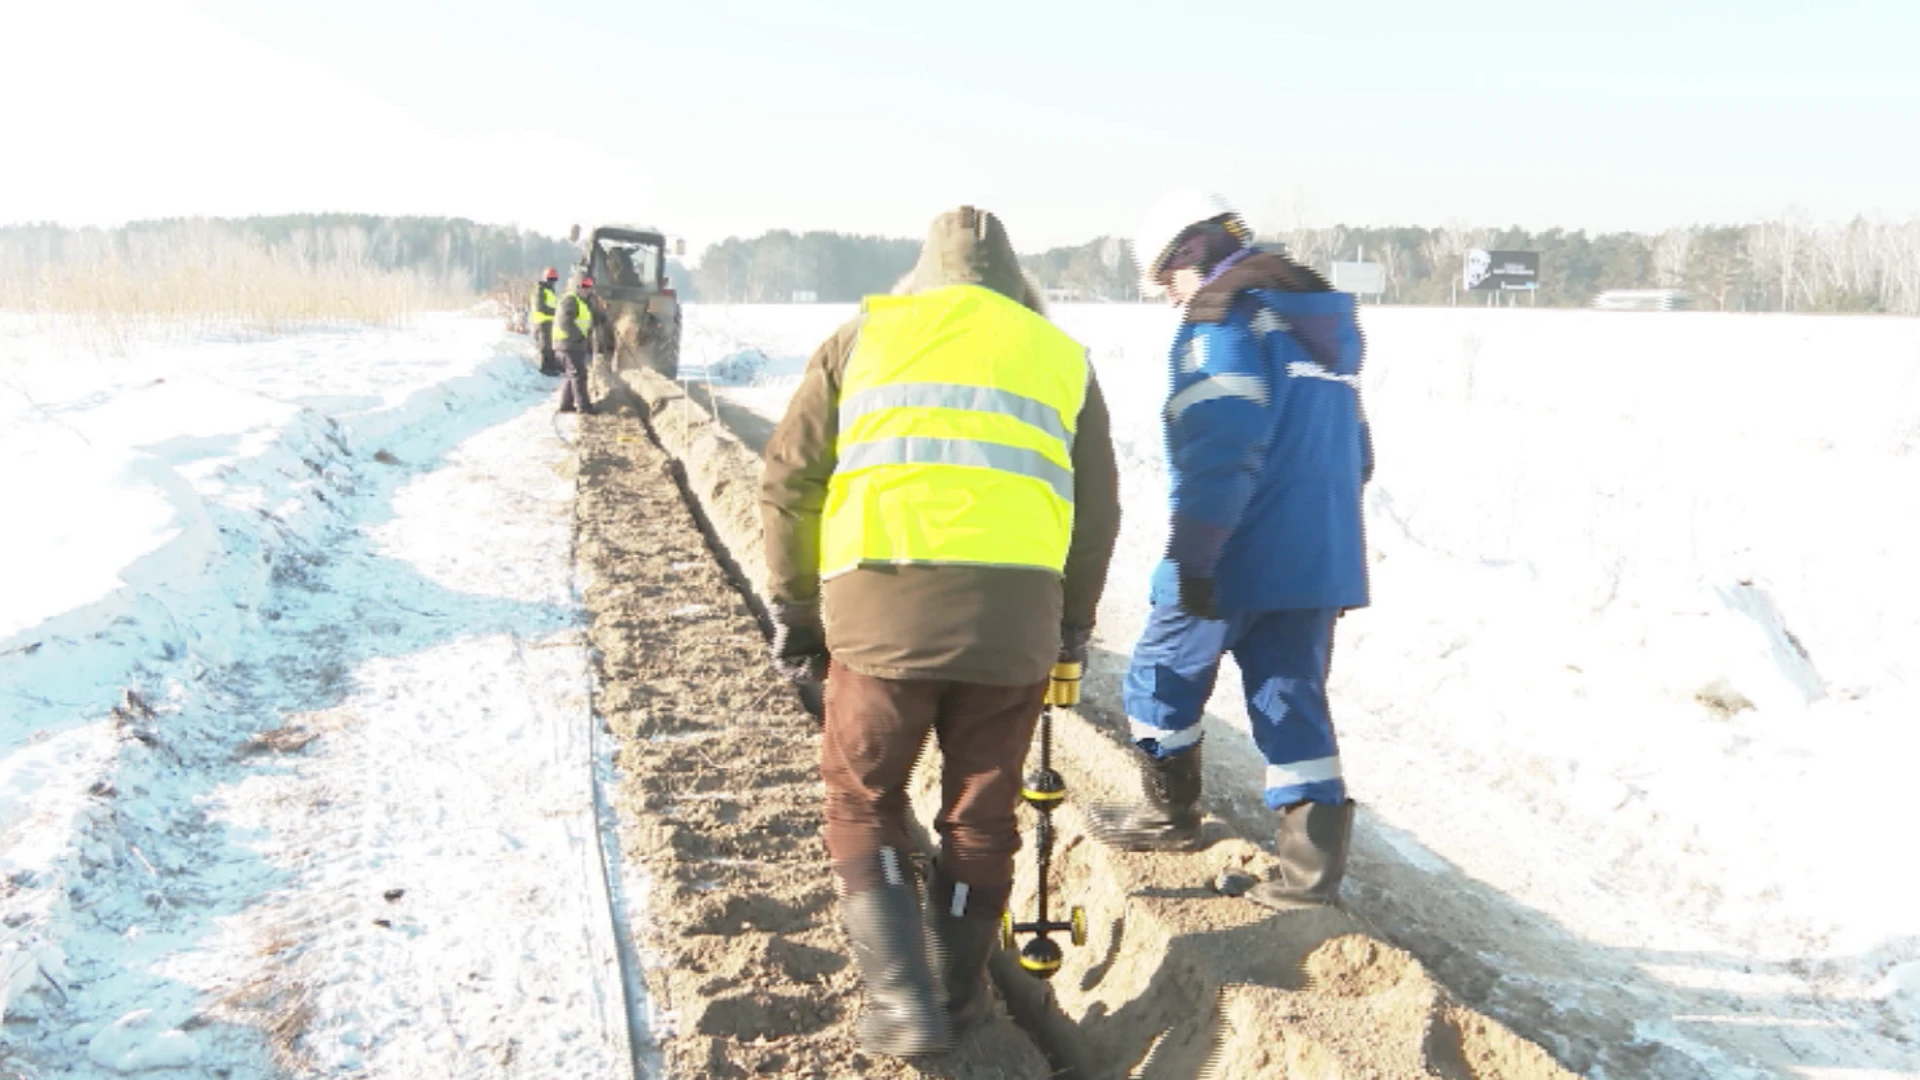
692 301 1920 1078
6 300 1916 1078
1 315 649 1076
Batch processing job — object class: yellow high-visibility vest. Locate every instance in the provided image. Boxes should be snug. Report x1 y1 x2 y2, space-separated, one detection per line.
529 283 555 324
556 291 593 340
821 285 1088 578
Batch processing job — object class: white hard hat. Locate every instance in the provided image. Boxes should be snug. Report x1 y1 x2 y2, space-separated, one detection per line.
1131 189 1248 292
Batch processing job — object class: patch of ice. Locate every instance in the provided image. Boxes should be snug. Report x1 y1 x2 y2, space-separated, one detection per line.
86 1010 202 1073
1875 960 1920 1002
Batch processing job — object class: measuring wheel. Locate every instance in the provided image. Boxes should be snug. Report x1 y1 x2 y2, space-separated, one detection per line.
1003 706 1088 980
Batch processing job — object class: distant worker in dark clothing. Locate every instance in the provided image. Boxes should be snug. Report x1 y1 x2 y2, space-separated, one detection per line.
529 267 560 375
554 275 600 415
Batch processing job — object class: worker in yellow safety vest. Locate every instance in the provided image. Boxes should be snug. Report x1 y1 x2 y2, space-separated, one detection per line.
759 206 1120 1058
529 267 560 375
553 274 599 415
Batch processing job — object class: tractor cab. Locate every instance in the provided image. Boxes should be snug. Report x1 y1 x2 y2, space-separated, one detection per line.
565 223 686 379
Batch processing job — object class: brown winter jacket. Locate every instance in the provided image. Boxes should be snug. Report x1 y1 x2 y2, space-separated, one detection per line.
759 207 1122 686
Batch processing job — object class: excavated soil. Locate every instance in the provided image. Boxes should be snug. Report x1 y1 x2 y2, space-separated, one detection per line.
905 734 1582 1080
609 367 1593 1080
572 399 1052 1079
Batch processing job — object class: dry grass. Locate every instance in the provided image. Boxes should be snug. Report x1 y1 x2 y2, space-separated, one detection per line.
209 929 320 1071
0 243 470 353
216 971 318 1070
234 724 322 758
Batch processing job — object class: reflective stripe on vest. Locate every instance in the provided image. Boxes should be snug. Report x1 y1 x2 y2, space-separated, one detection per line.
821 284 1088 578
555 292 592 340
529 284 555 324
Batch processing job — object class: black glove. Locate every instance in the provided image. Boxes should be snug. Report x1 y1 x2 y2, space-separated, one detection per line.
1058 623 1091 666
769 601 828 684
1046 624 1092 707
1177 568 1218 621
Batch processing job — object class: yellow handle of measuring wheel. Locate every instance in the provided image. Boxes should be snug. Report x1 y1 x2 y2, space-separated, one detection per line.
1043 661 1081 707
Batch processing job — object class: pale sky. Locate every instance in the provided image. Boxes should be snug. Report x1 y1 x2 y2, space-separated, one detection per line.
6 0 1918 258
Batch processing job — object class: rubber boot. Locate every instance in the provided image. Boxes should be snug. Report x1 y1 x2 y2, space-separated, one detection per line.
840 857 952 1058
925 884 1000 1036
1084 743 1205 852
1247 800 1354 912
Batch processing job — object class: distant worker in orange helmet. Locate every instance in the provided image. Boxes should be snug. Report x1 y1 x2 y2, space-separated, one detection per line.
529 267 561 376
553 274 601 415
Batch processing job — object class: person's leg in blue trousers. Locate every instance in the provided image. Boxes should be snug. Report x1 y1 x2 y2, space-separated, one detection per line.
1095 603 1355 907
1235 607 1355 909
1231 608 1346 809
1089 603 1247 851
1119 603 1242 757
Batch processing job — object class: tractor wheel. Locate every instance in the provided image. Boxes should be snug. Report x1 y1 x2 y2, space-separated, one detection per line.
614 319 642 372
656 309 681 380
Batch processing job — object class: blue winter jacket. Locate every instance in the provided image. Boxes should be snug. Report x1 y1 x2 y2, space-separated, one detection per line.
1150 251 1371 615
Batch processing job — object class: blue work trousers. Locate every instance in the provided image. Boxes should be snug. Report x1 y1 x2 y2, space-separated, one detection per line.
1122 604 1345 808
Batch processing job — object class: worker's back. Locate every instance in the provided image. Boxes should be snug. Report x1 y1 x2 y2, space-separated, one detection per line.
760 208 1120 689
823 283 1089 685
757 207 1124 1062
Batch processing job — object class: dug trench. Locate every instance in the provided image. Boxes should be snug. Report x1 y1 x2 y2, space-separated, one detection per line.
573 386 1051 1079
586 366 1586 1079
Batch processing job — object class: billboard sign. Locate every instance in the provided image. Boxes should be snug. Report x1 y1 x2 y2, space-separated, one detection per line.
1331 261 1385 296
1464 249 1540 291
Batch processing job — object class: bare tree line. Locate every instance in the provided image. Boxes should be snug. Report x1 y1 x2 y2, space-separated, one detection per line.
7 213 1914 315
0 215 574 297
0 216 572 335
1267 215 1920 313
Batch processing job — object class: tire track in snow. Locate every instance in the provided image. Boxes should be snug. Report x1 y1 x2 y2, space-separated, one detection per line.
3 333 653 1078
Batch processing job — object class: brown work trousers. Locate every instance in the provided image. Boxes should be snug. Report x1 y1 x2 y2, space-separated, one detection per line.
820 664 1045 903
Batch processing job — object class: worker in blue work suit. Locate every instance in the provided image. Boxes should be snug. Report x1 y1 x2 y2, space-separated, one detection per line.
1086 189 1373 911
